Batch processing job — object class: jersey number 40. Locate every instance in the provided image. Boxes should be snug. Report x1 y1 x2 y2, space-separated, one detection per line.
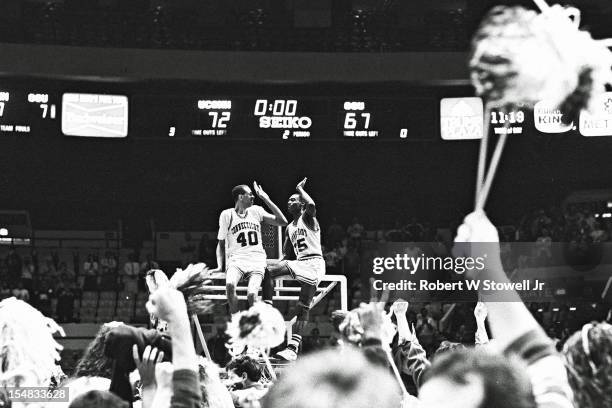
237 231 259 247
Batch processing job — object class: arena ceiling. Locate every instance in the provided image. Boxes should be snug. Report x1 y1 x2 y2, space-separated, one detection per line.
0 0 610 52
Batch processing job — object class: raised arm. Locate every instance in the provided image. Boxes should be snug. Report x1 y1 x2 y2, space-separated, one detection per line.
253 181 288 226
455 211 574 408
454 211 541 347
391 299 410 344
146 287 200 408
473 302 489 346
296 177 316 217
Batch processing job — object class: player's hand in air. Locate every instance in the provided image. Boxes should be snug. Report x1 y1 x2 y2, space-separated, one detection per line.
253 181 270 201
296 177 308 191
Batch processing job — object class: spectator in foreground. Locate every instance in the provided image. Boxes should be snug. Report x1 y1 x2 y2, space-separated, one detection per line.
562 322 612 408
261 347 401 408
226 355 268 407
146 287 201 408
418 211 574 408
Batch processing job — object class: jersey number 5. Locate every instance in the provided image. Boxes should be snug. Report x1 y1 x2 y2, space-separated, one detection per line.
237 231 259 246
295 238 307 252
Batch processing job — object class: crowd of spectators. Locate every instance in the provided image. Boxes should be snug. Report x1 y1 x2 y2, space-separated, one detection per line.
319 202 612 281
3 211 611 408
1 201 611 345
0 247 163 323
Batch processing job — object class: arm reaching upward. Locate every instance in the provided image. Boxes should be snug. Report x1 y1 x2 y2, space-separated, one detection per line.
454 210 540 348
296 177 316 217
391 299 410 344
474 302 489 345
253 181 288 226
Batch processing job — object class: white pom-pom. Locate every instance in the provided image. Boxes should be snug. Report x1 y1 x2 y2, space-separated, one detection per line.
470 4 610 110
226 302 286 352
0 297 64 388
169 262 208 289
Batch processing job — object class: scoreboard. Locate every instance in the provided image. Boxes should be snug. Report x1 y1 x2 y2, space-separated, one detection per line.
0 90 59 134
0 78 610 140
131 95 428 140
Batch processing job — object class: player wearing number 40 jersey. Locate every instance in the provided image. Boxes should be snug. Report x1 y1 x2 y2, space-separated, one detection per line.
212 182 287 314
263 177 325 361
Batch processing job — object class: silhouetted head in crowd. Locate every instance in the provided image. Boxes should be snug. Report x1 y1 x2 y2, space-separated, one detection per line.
420 348 536 408
563 322 612 408
69 390 128 408
74 322 124 379
261 348 401 408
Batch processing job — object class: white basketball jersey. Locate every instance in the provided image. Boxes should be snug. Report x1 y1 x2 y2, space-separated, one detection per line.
217 205 266 263
287 214 322 260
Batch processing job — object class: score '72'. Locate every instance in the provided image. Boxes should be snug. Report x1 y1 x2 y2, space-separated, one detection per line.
209 111 231 128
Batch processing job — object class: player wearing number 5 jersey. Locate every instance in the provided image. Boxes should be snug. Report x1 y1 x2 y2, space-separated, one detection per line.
262 177 325 361
213 183 287 314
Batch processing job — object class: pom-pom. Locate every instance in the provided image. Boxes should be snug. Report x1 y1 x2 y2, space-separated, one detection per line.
0 297 64 388
226 302 286 353
169 262 210 291
146 263 214 319
470 4 610 111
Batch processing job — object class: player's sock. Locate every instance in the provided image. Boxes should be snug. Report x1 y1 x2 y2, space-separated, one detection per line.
273 334 302 361
287 334 302 352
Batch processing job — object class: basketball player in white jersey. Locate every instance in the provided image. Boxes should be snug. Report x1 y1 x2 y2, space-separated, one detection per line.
213 182 287 314
262 177 325 361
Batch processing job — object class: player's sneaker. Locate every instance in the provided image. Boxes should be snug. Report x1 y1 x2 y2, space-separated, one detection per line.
274 348 298 361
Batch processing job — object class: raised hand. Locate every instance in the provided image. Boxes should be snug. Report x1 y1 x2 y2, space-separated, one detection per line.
296 177 308 191
358 281 391 341
133 345 164 388
453 210 502 277
146 287 188 322
391 299 409 316
253 181 270 201
454 210 499 244
474 301 488 322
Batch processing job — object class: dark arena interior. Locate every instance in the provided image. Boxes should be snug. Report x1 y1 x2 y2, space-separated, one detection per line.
1 1 612 408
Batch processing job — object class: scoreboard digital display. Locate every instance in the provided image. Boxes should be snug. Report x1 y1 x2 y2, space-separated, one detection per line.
0 90 59 134
1 78 609 141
